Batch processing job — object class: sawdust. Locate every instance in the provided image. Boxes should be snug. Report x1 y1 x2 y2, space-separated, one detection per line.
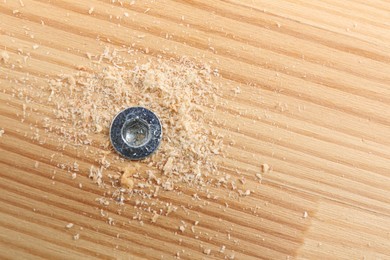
6 45 256 258
261 163 271 174
66 223 74 229
25 48 257 246
45 48 223 199
121 166 136 189
0 51 10 64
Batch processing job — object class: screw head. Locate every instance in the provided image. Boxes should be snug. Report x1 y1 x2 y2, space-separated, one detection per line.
110 107 162 160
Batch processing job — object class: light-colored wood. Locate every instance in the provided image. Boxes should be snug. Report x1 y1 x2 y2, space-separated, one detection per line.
1 0 390 259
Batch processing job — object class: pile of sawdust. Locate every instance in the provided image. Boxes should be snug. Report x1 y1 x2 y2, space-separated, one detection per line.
4 46 262 258
46 49 224 198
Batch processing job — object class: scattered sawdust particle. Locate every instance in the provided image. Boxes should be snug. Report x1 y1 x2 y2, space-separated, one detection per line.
32 44 39 50
166 204 177 216
163 157 174 175
303 211 308 218
162 180 174 191
66 223 74 229
121 166 136 189
219 245 226 253
73 162 79 172
96 197 110 206
1 51 9 64
34 161 39 168
238 189 251 197
0 129 4 137
73 234 80 240
88 7 94 15
261 163 270 174
86 52 92 60
153 186 160 197
233 86 241 95
179 225 185 233
151 213 159 223
203 248 211 255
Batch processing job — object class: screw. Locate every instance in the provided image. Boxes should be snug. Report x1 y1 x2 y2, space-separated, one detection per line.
110 107 162 160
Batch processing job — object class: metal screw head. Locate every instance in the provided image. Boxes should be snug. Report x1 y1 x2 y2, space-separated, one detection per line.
110 107 162 160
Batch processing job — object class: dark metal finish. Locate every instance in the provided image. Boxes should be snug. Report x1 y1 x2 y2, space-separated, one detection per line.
110 107 162 160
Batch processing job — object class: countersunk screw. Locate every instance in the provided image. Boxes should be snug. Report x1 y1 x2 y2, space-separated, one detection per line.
110 107 162 160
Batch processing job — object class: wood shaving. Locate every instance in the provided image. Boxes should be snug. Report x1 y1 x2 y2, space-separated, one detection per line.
1 51 10 64
203 248 211 255
46 51 223 198
179 225 185 233
238 189 251 197
9 46 261 249
121 166 136 189
108 217 115 225
261 163 270 174
163 157 174 175
151 213 159 223
66 223 74 229
89 166 103 187
255 173 262 182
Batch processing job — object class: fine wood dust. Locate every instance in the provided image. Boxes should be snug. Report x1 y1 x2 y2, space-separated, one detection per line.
4 46 253 258
45 49 225 198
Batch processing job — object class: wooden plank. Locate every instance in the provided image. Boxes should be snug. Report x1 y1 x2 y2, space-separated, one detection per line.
1 0 389 259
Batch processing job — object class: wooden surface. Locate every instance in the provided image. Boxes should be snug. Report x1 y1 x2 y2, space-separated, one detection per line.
1 0 390 259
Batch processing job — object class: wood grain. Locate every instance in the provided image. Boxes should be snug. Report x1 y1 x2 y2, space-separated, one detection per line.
1 0 390 259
